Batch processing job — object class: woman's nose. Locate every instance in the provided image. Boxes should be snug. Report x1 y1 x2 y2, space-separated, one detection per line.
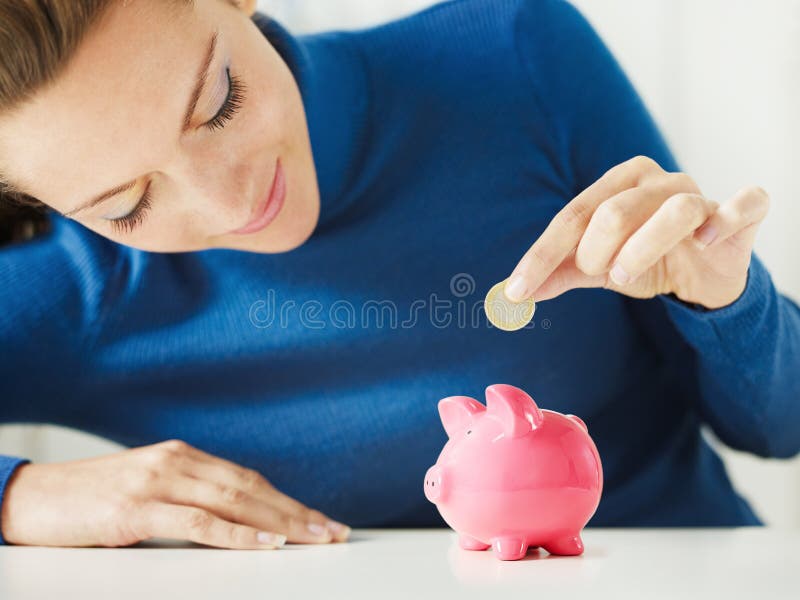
170 154 256 231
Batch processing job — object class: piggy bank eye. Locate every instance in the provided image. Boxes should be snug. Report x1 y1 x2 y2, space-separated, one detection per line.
466 430 472 435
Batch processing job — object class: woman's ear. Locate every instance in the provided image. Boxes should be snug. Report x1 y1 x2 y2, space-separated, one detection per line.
229 0 257 16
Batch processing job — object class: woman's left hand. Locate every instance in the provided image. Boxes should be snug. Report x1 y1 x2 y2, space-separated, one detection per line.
504 155 770 310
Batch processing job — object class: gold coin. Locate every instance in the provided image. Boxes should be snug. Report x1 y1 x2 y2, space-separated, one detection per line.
484 279 536 331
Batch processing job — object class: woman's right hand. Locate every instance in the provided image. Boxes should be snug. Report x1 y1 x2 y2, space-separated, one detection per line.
0 439 350 549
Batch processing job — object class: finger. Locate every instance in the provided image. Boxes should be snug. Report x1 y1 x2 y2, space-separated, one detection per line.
575 173 700 276
533 251 606 302
136 502 287 550
610 193 718 285
505 155 665 301
693 186 770 251
162 475 335 544
174 448 349 542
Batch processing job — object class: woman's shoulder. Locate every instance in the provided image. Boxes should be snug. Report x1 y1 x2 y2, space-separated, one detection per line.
348 0 589 62
339 0 598 107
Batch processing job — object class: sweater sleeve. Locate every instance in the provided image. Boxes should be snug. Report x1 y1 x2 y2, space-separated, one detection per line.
657 257 800 458
0 215 123 410
514 0 800 458
0 455 30 545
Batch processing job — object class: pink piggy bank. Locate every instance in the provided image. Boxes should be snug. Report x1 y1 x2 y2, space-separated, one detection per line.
423 384 603 561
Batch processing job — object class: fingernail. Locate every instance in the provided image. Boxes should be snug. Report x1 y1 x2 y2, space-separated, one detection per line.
257 531 286 547
694 225 718 248
327 520 351 538
610 263 630 285
504 276 528 302
307 522 328 537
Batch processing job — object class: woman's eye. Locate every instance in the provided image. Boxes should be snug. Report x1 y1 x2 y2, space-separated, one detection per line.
109 183 153 234
205 68 246 131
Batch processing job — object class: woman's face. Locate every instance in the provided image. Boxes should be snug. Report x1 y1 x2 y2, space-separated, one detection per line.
0 0 320 253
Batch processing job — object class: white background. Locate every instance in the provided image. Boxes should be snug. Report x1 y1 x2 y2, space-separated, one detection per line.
1 0 798 527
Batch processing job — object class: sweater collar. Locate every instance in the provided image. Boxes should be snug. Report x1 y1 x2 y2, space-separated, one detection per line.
252 13 371 226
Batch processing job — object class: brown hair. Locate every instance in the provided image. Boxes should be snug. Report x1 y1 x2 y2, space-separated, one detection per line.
0 0 207 247
0 0 122 245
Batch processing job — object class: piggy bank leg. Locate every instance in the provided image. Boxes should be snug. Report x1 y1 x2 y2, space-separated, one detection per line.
491 536 528 561
458 534 491 551
542 533 584 556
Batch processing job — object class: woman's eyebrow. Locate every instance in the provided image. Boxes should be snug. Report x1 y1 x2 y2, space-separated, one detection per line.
182 29 219 133
62 30 219 218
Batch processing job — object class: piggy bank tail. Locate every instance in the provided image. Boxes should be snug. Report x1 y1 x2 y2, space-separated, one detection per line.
567 414 588 432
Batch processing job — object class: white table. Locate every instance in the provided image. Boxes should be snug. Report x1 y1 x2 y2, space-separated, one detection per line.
0 528 796 599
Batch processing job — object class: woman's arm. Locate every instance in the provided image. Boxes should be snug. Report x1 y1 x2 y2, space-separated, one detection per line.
0 215 122 544
511 0 800 457
0 219 352 547
0 441 350 548
655 254 800 458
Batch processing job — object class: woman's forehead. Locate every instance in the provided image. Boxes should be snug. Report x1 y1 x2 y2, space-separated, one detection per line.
0 0 209 213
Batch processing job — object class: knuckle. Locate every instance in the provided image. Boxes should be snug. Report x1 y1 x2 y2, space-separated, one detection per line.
145 440 189 469
665 172 700 194
519 245 555 278
629 155 659 176
275 513 294 533
557 201 591 229
239 468 263 492
593 201 628 234
528 246 552 269
220 485 247 506
158 439 190 455
143 448 172 470
665 193 705 224
185 509 214 534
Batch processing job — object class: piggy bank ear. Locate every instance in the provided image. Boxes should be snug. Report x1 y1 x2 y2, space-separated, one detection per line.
438 396 485 438
485 384 543 438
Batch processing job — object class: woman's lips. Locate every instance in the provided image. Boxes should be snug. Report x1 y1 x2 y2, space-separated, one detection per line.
231 159 286 235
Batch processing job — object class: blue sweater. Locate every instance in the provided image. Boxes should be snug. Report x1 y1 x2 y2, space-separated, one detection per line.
2 0 799 544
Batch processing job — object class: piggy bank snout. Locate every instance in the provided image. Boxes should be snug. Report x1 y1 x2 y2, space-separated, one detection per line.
424 465 444 503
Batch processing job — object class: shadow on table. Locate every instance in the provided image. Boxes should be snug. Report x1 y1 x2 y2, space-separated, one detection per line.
446 539 608 586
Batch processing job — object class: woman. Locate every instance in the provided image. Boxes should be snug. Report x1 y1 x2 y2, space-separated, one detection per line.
0 0 798 551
